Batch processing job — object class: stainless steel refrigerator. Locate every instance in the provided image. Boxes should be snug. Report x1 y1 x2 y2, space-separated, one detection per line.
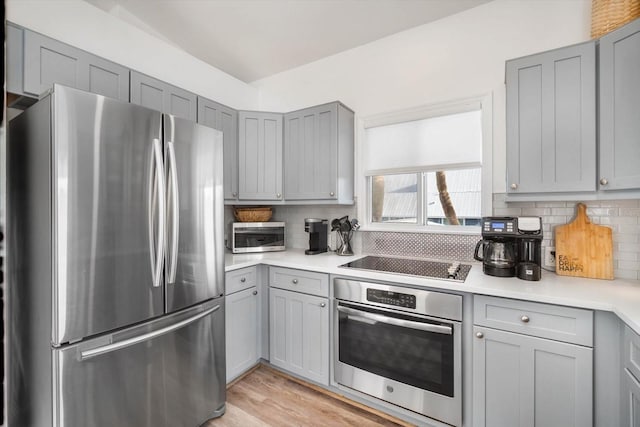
7 84 226 426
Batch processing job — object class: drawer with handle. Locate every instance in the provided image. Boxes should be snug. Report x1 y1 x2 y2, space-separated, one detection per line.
269 267 329 297
474 295 593 346
226 266 257 295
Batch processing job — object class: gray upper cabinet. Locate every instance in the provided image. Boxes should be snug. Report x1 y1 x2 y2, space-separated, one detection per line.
599 18 640 191
506 41 596 194
238 111 283 201
284 102 354 203
6 22 25 96
198 97 239 200
9 23 129 102
130 71 197 121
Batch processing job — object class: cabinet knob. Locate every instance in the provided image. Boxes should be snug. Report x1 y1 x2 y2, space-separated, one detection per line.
330 192 335 197
320 302 326 308
600 178 608 186
240 277 246 283
232 192 237 197
476 332 484 339
292 279 298 284
521 315 530 323
276 193 282 199
510 183 518 190
252 290 258 296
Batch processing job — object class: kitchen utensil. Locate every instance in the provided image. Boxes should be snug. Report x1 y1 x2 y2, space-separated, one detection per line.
350 218 360 230
555 203 613 279
331 218 340 231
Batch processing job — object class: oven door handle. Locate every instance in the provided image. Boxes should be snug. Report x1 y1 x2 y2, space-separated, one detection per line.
337 306 452 335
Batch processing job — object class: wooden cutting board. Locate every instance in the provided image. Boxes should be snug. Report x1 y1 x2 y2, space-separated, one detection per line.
555 203 614 279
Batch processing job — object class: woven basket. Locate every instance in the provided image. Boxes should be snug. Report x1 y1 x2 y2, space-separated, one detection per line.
591 0 640 38
234 207 273 222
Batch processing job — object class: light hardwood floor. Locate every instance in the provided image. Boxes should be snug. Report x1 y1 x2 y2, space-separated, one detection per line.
205 365 414 427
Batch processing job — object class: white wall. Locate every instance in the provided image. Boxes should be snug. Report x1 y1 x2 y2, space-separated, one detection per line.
6 0 260 110
252 0 592 193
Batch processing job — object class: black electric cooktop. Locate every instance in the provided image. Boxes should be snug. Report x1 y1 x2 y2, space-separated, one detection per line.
339 255 472 282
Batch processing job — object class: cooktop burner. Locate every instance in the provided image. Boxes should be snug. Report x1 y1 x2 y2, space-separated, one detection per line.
339 255 472 282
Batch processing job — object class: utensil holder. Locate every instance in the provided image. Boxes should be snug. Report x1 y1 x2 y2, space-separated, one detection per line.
336 231 354 256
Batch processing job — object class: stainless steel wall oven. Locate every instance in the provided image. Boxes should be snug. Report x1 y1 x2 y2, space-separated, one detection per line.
334 278 462 426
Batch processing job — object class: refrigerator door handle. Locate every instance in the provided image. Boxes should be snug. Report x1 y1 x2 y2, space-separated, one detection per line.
152 138 166 288
148 144 158 286
167 141 180 284
80 304 221 361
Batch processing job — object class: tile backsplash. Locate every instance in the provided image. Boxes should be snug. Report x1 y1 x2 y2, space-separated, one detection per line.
225 195 640 280
493 194 640 280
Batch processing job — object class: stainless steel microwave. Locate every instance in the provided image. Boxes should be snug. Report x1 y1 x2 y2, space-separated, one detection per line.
227 222 286 253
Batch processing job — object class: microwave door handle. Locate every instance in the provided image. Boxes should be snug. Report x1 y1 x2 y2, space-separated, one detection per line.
337 306 452 335
167 141 179 284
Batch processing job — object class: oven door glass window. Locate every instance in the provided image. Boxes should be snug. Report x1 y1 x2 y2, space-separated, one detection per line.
338 302 455 397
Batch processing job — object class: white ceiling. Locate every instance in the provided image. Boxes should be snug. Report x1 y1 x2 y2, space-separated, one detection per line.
83 0 491 83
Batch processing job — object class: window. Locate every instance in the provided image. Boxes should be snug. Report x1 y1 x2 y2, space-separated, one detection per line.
360 97 492 232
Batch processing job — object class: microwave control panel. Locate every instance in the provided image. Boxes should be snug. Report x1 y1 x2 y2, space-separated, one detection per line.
366 289 416 309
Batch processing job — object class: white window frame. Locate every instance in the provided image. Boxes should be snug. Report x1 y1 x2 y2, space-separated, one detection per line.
355 94 493 234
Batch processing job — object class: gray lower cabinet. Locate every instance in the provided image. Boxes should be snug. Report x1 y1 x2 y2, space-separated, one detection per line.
506 41 596 194
238 112 283 201
225 267 260 382
598 18 640 191
473 326 593 427
473 296 593 427
284 102 354 203
130 71 197 121
8 22 129 102
269 287 329 385
198 97 239 200
226 286 259 382
622 325 640 426
622 369 640 427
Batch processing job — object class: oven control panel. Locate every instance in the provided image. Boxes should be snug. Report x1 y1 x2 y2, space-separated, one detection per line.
366 289 416 309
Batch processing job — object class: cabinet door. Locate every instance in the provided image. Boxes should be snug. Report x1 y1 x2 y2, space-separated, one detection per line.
506 42 596 194
198 97 239 200
622 369 640 427
238 112 283 201
86 56 130 102
284 104 337 200
599 18 640 191
473 326 592 427
23 30 129 101
6 22 24 95
226 287 259 382
131 71 197 121
269 288 329 385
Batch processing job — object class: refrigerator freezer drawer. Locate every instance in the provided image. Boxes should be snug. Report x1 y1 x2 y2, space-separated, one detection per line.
52 299 225 427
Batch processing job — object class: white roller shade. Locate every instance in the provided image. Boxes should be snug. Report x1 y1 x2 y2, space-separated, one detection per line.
364 109 482 174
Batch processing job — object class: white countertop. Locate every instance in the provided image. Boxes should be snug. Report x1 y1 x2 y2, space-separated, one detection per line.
225 249 640 334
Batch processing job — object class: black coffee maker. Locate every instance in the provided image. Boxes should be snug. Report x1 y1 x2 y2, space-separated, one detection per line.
304 218 328 255
474 217 542 280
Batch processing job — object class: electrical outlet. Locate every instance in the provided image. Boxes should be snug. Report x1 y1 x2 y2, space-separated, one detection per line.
544 246 556 268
